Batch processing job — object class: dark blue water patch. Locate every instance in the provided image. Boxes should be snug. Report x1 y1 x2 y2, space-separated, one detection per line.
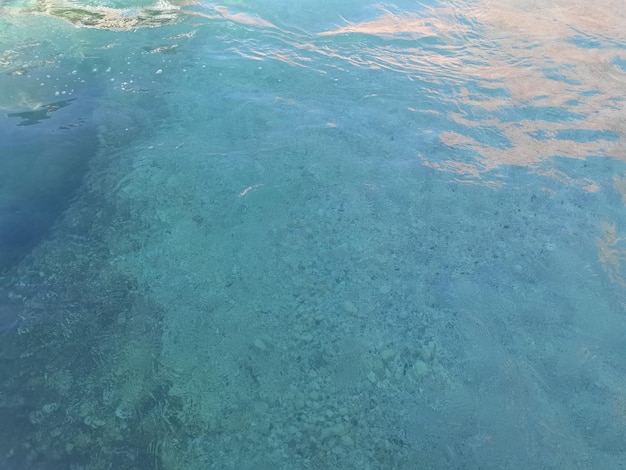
566 30 626 51
563 99 581 107
0 88 101 272
554 128 620 143
567 34 606 50
527 128 619 143
495 105 585 123
544 73 580 86
579 90 600 97
612 56 626 72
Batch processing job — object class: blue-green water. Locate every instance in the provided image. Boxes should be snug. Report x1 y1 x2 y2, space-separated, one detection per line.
1 0 625 468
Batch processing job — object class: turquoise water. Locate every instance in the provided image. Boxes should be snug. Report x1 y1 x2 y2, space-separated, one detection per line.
1 0 625 468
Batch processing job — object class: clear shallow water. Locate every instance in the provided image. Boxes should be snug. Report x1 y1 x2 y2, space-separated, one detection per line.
0 0 625 468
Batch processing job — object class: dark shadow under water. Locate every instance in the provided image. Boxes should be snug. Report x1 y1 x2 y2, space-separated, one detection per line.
0 91 100 273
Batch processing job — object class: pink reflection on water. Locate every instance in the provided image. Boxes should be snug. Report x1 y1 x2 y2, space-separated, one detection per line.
315 1 626 180
317 6 466 40
222 1 624 183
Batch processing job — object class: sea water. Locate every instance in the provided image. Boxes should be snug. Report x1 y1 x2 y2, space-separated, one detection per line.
0 0 625 468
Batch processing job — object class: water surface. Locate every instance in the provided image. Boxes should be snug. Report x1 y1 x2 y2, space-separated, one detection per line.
0 0 625 468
